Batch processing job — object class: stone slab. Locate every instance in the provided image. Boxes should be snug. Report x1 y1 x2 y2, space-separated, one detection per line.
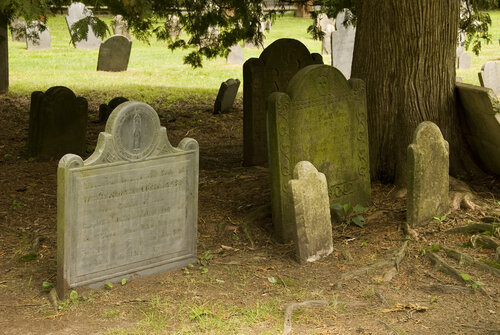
457 50 471 69
478 61 500 95
227 44 244 64
65 2 101 49
331 26 355 79
97 35 132 72
214 79 240 114
26 21 51 50
10 17 26 42
57 101 199 298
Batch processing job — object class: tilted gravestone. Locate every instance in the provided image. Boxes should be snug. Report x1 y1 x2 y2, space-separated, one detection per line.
26 21 51 50
227 44 244 64
28 86 87 160
457 82 500 174
407 121 449 227
331 10 356 79
65 2 101 49
98 96 129 123
57 101 199 298
321 24 335 56
289 161 333 264
478 61 500 95
214 79 240 114
267 64 370 242
243 38 323 166
10 17 26 42
112 15 131 40
97 35 132 72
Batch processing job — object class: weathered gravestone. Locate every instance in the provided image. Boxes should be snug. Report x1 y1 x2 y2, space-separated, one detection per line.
331 10 356 79
214 79 240 114
28 86 87 159
478 61 500 95
165 14 182 38
10 17 26 42
267 64 370 242
243 38 323 166
227 44 244 64
321 24 335 56
457 82 500 174
112 15 131 40
407 121 449 227
289 161 333 264
456 46 471 70
65 2 101 49
97 35 132 72
26 21 51 50
57 101 199 298
98 96 129 123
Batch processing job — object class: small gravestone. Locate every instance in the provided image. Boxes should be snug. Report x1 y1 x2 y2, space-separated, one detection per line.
457 50 471 69
331 10 356 78
97 35 132 72
65 2 101 49
407 121 449 227
227 44 244 64
26 21 51 50
457 82 500 174
478 61 500 95
243 38 323 166
10 17 26 42
289 161 333 264
214 79 240 114
165 14 182 38
98 96 129 122
321 24 335 56
264 19 272 31
199 25 219 48
27 86 87 160
57 101 199 298
267 64 370 241
112 15 131 40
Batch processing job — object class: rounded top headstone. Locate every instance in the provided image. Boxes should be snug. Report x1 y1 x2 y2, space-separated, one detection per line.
68 2 90 19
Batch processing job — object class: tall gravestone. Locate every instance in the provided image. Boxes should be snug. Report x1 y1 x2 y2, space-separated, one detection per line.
26 21 51 50
214 79 240 114
289 161 333 264
321 24 335 56
243 38 323 166
27 86 87 160
331 10 356 79
112 15 131 40
478 61 500 95
10 17 26 42
97 35 132 72
57 101 199 298
267 64 370 242
407 122 449 227
65 2 101 49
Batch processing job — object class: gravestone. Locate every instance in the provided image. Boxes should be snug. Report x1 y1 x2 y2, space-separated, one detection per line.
27 86 87 160
321 24 335 56
267 64 370 242
97 35 132 72
407 121 449 227
316 13 335 33
478 61 500 95
165 14 182 38
112 15 131 40
214 79 240 114
457 48 471 69
289 161 333 264
57 101 199 298
243 38 323 166
98 96 129 123
26 21 51 50
331 10 356 78
65 2 101 49
227 44 244 64
457 82 500 174
10 17 26 42
199 25 219 48
264 19 272 31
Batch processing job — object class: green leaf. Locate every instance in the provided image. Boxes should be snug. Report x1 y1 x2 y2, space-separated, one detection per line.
331 203 343 211
183 267 190 274
267 277 277 284
351 215 365 228
460 273 471 281
105 282 113 290
353 204 367 213
121 278 127 286
200 267 208 274
343 204 352 213
69 290 78 301
215 279 225 284
42 281 53 289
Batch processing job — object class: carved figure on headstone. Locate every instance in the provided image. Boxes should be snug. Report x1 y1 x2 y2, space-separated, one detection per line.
65 2 101 49
478 61 500 95
26 21 51 50
214 79 240 114
331 9 356 78
112 15 131 40
98 96 129 123
97 35 132 72
10 17 26 42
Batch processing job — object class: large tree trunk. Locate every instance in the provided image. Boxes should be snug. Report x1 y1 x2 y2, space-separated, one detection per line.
0 15 8 94
351 0 478 185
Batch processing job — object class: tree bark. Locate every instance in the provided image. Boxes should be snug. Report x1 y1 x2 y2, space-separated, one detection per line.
351 0 479 185
0 15 8 94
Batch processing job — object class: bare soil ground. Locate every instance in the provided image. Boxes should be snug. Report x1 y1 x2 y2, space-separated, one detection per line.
0 94 499 334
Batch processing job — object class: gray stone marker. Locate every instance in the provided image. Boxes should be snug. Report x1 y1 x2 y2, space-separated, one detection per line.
407 121 449 227
478 61 500 95
98 96 129 122
456 47 471 69
457 82 500 174
27 86 87 160
321 24 335 56
112 15 131 40
65 2 101 49
227 44 244 64
97 35 132 72
243 38 323 166
264 19 272 31
165 14 182 38
214 79 240 114
26 21 51 50
331 10 356 79
10 17 26 42
289 161 333 264
267 64 370 242
57 101 199 298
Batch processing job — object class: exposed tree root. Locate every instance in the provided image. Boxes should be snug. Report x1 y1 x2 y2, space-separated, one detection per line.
283 300 328 335
446 223 500 235
471 234 500 250
419 284 471 294
449 177 479 211
440 246 500 277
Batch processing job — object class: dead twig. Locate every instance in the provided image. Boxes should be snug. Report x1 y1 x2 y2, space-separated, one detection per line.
283 300 328 335
376 319 401 334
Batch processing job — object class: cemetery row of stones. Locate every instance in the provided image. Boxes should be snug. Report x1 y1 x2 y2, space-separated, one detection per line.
26 38 499 299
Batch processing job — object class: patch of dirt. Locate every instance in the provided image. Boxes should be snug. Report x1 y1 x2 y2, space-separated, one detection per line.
0 94 499 334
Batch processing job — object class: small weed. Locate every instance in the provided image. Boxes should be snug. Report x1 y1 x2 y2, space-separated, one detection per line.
198 250 213 266
10 200 21 210
460 273 485 291
105 282 113 290
4 154 13 160
121 278 127 286
58 290 79 311
331 203 367 228
433 215 447 223
429 244 441 252
17 252 37 263
102 309 122 318
481 259 500 269
361 240 367 247
42 281 53 290
364 287 375 297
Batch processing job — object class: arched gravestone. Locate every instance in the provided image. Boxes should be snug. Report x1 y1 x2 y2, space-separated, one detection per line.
27 86 87 160
243 38 323 166
57 101 199 298
65 2 101 49
26 21 51 50
97 35 132 72
98 96 129 122
478 61 500 95
267 64 370 242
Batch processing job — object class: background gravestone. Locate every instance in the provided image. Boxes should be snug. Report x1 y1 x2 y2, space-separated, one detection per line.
321 24 335 55
112 15 131 40
407 121 449 227
289 161 333 264
27 86 87 160
57 101 199 298
214 79 240 114
478 61 500 95
267 64 370 242
65 2 101 49
227 44 244 64
10 17 26 42
98 96 129 123
243 38 323 166
331 10 356 79
456 47 471 70
26 21 51 50
97 35 132 72
165 14 182 38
